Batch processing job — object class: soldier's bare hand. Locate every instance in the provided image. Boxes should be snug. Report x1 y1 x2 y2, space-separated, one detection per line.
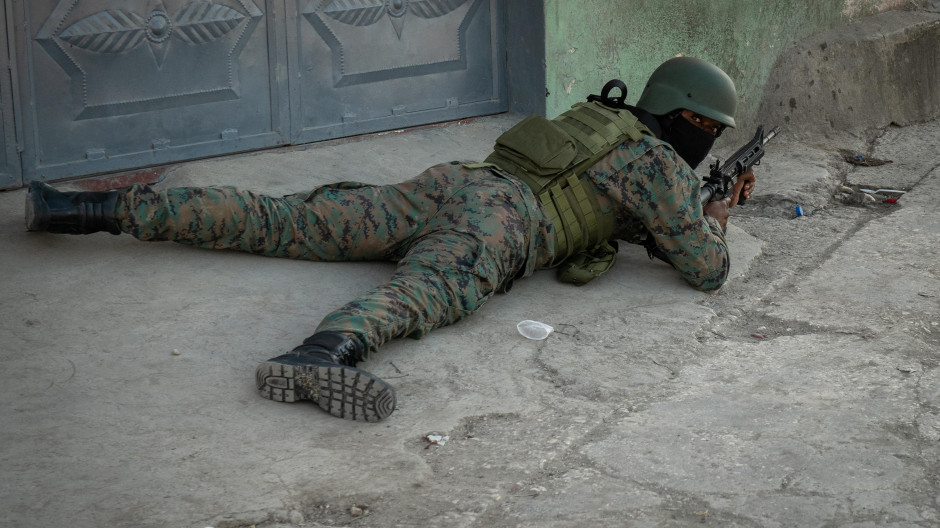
730 169 756 208
703 198 730 231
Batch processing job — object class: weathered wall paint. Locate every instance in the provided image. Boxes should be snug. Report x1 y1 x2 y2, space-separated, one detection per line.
543 0 906 142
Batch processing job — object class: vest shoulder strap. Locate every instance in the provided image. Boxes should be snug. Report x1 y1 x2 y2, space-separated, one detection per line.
482 103 651 263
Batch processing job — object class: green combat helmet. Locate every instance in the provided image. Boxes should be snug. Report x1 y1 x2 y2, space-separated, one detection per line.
636 56 737 129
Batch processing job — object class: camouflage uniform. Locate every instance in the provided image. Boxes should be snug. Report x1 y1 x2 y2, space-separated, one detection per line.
115 135 727 355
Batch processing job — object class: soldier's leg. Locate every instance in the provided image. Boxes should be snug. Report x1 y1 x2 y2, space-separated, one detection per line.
28 178 438 260
25 181 327 259
116 185 365 260
116 173 462 261
255 229 514 422
313 229 511 355
311 168 535 354
255 173 535 422
27 163 502 262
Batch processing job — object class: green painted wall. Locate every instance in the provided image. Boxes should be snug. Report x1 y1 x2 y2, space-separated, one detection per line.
543 0 904 139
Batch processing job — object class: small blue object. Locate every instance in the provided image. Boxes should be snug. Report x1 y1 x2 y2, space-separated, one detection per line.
795 205 804 217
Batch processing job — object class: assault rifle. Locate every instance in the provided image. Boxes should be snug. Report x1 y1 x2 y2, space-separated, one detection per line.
643 125 779 267
700 125 780 205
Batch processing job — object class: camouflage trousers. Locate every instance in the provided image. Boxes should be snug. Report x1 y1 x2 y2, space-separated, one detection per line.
115 162 554 355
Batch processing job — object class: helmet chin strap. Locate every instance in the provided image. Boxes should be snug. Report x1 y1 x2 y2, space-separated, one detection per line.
656 111 682 135
626 105 663 139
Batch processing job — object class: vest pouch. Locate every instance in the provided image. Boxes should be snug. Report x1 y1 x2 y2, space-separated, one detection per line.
490 115 578 179
556 240 619 286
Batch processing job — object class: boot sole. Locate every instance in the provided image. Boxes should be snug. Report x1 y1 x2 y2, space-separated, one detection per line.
256 360 396 422
24 185 48 231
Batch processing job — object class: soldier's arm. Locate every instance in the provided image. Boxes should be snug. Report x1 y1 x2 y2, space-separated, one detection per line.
616 145 730 291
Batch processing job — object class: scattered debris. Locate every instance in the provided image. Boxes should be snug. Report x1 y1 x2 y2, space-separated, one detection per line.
860 188 906 204
750 333 766 339
517 320 554 340
835 186 875 204
858 188 907 204
860 188 905 195
836 185 907 204
349 504 368 517
424 434 450 448
840 149 892 166
172 349 181 356
897 366 918 374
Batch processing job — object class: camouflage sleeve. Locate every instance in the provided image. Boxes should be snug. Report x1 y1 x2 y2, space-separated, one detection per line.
602 140 730 292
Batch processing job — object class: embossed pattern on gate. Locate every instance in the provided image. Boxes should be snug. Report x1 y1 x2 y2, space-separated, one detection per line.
302 0 479 87
36 0 263 119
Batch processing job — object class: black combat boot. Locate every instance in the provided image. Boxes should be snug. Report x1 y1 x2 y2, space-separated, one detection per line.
25 181 121 235
255 331 397 422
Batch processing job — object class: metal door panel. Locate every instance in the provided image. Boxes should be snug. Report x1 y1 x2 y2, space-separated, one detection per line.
1 0 22 189
288 0 506 142
4 0 507 185
16 0 288 182
0 83 17 189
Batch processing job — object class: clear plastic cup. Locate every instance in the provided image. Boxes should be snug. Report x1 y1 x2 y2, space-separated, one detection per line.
517 320 554 340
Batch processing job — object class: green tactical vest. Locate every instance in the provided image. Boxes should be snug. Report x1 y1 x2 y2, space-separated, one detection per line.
482 100 651 280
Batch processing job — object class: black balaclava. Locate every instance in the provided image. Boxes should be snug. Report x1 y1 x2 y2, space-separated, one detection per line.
657 113 717 169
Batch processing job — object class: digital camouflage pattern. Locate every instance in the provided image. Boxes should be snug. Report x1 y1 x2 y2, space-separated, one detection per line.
116 162 554 356
585 135 729 291
114 136 727 355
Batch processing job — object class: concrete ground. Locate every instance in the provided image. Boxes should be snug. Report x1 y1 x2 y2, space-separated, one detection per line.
2 112 938 527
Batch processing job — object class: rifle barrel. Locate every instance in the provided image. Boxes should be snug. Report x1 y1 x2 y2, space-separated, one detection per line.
763 127 780 144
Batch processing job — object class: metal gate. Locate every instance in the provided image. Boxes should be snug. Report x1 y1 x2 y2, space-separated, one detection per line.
3 0 506 187
1 1 21 188
288 0 505 142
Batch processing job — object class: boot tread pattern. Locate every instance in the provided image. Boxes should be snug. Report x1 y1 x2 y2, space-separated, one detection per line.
256 361 396 422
